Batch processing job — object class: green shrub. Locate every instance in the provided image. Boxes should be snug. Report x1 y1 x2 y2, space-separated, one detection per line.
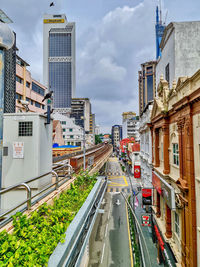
0 171 98 267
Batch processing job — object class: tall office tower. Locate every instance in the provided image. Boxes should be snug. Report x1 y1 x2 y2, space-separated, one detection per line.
43 14 75 112
155 6 165 59
0 10 16 113
138 61 156 116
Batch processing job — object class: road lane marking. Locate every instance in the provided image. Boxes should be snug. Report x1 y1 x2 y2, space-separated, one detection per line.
125 202 134 267
123 176 128 186
101 243 105 264
105 223 108 237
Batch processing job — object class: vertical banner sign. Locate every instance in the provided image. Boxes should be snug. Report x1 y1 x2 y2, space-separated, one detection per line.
142 188 152 205
0 49 4 189
134 165 141 178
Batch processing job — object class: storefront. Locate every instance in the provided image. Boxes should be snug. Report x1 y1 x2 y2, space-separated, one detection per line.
152 170 177 266
152 217 177 267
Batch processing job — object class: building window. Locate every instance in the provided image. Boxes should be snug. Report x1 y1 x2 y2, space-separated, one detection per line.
173 143 179 166
63 129 66 132
69 128 73 132
70 135 73 138
35 102 41 108
68 142 70 145
165 63 170 83
63 135 65 139
31 100 34 105
26 97 29 102
61 121 66 125
32 82 45 96
175 212 180 236
42 105 45 109
19 121 33 136
16 76 24 84
26 81 30 88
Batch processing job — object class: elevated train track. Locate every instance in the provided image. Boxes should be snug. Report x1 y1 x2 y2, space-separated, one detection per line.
53 143 112 173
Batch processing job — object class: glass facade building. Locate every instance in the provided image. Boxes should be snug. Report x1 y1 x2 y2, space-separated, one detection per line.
43 14 75 110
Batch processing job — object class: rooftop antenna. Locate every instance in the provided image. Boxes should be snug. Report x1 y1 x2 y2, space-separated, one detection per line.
159 0 162 24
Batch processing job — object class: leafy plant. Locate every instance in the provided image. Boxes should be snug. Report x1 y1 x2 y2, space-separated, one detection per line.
0 171 98 267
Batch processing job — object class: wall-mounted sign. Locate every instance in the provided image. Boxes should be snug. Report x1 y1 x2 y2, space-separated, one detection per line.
141 214 151 226
13 142 24 159
152 172 162 194
134 165 141 178
142 188 152 205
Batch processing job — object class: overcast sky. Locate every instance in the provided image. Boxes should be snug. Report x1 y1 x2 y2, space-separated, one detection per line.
2 0 200 133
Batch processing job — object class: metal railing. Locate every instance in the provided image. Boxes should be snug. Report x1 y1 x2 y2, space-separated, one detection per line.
0 163 73 224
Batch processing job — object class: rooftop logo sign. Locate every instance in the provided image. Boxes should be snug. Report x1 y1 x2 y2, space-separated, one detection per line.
43 19 65 24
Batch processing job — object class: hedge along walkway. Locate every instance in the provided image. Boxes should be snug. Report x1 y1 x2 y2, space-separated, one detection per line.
0 171 98 267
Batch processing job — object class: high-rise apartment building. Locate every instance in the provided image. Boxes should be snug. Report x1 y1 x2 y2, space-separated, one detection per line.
111 125 122 149
43 14 75 111
138 61 156 115
70 98 91 133
122 112 139 141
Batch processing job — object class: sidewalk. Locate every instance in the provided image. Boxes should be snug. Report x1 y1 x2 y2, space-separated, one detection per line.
123 162 163 267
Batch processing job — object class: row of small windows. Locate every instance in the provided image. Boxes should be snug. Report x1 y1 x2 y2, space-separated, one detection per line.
16 77 45 96
16 94 45 109
62 128 73 132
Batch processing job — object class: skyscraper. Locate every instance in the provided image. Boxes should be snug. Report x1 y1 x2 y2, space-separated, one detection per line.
43 14 75 111
155 6 165 59
138 61 156 115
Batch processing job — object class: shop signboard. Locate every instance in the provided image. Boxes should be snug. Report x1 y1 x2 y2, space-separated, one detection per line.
152 171 162 194
134 165 141 178
142 188 152 205
141 214 151 226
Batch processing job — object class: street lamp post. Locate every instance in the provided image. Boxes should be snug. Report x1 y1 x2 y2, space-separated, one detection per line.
83 126 86 170
0 22 14 189
81 116 86 170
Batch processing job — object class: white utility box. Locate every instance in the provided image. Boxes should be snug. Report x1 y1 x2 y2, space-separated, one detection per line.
1 113 53 211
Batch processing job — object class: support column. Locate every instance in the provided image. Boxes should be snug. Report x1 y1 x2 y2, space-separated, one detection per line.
150 126 154 164
165 204 172 238
162 123 170 174
184 115 197 267
154 128 160 167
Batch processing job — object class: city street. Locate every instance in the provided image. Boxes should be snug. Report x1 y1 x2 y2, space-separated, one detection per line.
88 157 133 267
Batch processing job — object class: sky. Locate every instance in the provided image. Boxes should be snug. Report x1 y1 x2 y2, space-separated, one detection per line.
1 0 200 133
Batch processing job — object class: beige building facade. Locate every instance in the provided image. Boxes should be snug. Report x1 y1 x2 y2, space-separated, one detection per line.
151 71 200 267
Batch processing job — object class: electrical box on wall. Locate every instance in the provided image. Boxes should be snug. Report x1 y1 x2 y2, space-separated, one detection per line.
1 113 53 211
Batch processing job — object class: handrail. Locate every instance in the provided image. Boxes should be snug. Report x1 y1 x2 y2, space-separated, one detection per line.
0 169 70 222
0 183 31 210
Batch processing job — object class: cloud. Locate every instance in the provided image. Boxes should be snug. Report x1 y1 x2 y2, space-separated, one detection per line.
77 0 157 131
